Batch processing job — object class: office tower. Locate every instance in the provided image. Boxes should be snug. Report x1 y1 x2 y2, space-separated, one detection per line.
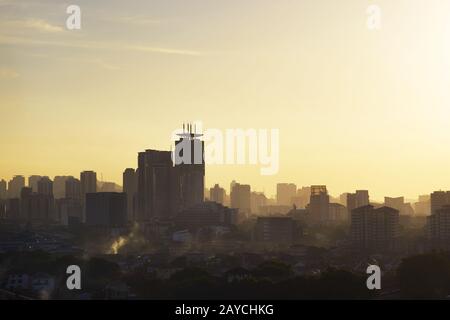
80 171 97 199
20 186 55 222
175 201 238 230
309 185 330 222
346 190 370 213
37 176 53 196
251 191 267 214
384 196 414 216
137 124 205 221
276 183 297 206
230 182 251 217
172 125 205 212
85 192 127 228
28 175 42 193
56 198 83 226
328 203 347 221
254 216 296 243
123 168 137 222
350 205 399 250
292 186 311 209
426 205 450 244
7 175 25 199
53 176 72 199
65 177 81 200
430 191 450 214
0 179 7 200
137 150 173 221
414 195 431 216
210 184 225 204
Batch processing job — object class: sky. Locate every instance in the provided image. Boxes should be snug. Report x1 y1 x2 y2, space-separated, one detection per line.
2 0 450 201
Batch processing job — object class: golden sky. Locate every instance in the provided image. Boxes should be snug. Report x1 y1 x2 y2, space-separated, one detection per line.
2 0 450 200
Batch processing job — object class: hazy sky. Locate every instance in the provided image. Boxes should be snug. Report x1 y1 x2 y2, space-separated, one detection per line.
2 0 450 200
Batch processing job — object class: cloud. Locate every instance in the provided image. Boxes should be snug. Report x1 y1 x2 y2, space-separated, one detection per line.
0 35 203 56
0 67 19 79
1 19 64 33
104 15 162 26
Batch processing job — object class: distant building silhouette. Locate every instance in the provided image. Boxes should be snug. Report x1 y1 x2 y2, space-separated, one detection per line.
350 205 399 250
85 192 127 228
80 171 97 198
37 176 53 196
426 205 450 247
254 216 296 243
230 182 251 218
276 183 297 206
28 175 42 193
430 191 450 214
0 179 6 200
308 185 329 222
20 186 55 222
209 184 225 205
137 124 205 221
8 175 25 199
250 191 267 214
123 168 137 222
53 176 72 199
65 177 81 200
175 201 238 231
346 190 369 218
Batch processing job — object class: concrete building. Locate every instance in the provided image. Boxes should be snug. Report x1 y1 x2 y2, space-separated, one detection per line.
7 175 25 199
426 205 450 245
65 177 81 200
308 185 329 222
20 187 55 222
431 191 450 214
80 171 97 200
0 179 6 200
28 175 42 193
37 176 53 196
230 182 251 218
350 205 399 250
175 201 238 231
276 183 297 206
210 184 225 204
254 216 296 243
346 190 369 215
53 176 73 199
85 192 127 228
123 168 137 222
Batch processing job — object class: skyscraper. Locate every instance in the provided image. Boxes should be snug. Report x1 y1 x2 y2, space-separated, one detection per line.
37 176 53 196
430 191 450 214
350 205 399 250
137 124 205 221
230 182 251 217
210 184 225 204
0 179 7 200
172 125 205 212
85 192 127 228
28 175 42 193
80 171 97 200
309 185 329 222
53 176 72 199
7 175 25 199
65 177 81 200
276 183 297 206
346 190 369 213
137 150 173 221
123 168 137 222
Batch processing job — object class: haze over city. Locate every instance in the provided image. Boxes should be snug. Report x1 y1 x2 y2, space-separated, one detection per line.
2 0 450 200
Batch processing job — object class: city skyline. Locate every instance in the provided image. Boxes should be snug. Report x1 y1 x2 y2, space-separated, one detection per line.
3 0 450 200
